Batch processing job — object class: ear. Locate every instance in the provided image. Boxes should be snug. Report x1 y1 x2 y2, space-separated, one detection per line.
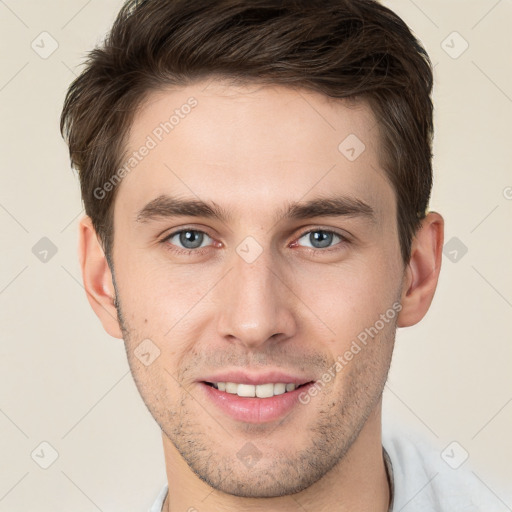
78 215 123 339
397 212 444 327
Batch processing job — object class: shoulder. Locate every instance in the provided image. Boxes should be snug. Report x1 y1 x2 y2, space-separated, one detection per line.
382 419 510 511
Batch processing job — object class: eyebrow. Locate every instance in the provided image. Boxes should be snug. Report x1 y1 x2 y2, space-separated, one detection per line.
135 194 376 225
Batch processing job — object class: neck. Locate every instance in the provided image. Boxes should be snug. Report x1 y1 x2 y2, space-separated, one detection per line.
161 402 390 512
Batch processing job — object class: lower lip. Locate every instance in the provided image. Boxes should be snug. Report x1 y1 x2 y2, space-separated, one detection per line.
200 382 314 424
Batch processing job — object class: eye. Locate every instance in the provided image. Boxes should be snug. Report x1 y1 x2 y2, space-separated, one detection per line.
296 229 346 250
163 229 213 252
160 227 348 256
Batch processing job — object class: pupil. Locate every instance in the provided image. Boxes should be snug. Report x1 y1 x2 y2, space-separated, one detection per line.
311 231 332 249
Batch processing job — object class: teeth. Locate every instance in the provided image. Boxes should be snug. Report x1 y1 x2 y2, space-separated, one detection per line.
255 383 274 398
211 382 299 397
237 384 256 397
225 382 238 394
273 383 286 395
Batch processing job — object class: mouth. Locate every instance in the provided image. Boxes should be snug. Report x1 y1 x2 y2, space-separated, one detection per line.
199 378 316 424
203 381 313 398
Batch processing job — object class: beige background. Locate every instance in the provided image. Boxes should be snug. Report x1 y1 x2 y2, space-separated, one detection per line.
0 0 511 510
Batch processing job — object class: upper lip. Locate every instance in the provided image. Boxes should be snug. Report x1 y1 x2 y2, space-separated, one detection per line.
200 370 315 386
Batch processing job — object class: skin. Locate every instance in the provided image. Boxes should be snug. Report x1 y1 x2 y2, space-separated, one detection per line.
78 80 444 512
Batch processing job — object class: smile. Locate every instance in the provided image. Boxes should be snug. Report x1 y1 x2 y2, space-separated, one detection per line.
200 380 315 423
205 381 307 398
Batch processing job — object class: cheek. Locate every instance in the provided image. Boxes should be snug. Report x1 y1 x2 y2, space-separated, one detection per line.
115 251 207 329
291 254 402 345
114 255 217 379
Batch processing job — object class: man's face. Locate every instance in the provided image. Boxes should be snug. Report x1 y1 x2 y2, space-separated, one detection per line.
110 80 405 497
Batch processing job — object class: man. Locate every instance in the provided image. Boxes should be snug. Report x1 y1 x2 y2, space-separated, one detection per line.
60 0 499 510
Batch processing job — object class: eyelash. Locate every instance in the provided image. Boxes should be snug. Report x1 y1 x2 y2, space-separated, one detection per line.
160 227 350 256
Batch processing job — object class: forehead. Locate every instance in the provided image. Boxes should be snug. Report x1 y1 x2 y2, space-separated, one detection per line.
116 80 395 224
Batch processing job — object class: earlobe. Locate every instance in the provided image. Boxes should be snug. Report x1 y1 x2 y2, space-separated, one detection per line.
78 215 123 339
397 212 444 328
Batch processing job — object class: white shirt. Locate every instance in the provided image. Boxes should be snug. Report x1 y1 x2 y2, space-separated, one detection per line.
382 420 509 511
149 422 509 511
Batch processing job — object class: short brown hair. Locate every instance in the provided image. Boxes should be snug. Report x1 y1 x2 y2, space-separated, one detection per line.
61 0 434 265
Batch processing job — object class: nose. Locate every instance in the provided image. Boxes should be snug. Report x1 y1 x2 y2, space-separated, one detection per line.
215 247 298 349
